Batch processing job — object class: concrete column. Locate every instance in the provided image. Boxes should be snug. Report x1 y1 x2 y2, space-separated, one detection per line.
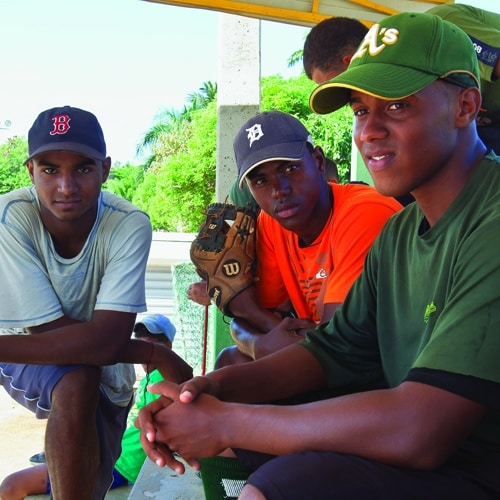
216 13 260 202
211 14 261 369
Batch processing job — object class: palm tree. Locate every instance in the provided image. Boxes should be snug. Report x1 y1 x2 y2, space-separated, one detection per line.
136 81 218 169
135 109 184 169
287 49 303 69
186 81 218 111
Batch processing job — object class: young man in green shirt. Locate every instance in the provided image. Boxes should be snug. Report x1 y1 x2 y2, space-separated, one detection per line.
137 12 500 499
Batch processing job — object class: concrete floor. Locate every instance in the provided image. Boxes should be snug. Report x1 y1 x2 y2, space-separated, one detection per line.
0 388 133 499
25 459 204 499
0 389 203 499
128 458 204 499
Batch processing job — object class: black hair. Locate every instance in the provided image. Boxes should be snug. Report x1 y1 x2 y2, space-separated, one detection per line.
303 17 368 79
325 157 338 183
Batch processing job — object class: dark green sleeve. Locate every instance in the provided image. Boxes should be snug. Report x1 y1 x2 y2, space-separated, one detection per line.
229 179 259 212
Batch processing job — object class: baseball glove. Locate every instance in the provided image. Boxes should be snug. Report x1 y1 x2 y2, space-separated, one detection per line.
190 203 257 315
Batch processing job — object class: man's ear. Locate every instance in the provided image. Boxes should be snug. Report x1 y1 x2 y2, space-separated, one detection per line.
312 146 326 174
342 55 352 68
26 160 35 183
456 87 482 128
101 157 112 183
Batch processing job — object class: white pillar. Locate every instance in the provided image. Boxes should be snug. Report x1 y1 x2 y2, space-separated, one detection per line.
216 13 261 202
211 14 261 368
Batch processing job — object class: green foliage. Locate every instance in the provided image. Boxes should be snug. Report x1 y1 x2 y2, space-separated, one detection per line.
261 74 316 120
133 104 217 232
303 107 353 184
287 49 304 70
186 81 218 110
104 162 145 202
0 136 31 194
261 74 353 184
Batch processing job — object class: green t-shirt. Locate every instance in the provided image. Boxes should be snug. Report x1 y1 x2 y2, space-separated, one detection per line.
229 179 259 213
114 369 164 482
304 152 500 449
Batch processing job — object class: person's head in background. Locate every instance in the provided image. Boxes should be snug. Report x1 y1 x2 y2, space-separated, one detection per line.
324 157 338 183
134 314 176 372
303 16 368 85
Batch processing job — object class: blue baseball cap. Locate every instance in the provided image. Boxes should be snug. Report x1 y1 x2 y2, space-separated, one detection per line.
233 111 314 189
25 105 107 164
134 314 177 342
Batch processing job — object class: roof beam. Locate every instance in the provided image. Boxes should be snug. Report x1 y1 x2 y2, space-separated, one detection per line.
143 0 452 27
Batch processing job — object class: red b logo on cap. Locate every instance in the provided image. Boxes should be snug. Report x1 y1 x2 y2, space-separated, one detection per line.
50 114 71 136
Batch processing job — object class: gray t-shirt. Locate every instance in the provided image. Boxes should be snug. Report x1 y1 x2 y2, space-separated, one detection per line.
0 186 152 405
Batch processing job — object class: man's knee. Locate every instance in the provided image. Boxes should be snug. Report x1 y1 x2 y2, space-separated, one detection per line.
51 366 101 412
0 470 32 500
0 475 16 500
239 484 266 500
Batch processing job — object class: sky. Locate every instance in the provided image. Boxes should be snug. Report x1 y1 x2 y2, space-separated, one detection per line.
0 0 307 164
0 0 496 164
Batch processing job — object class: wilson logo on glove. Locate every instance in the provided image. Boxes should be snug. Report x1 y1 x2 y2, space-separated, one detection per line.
222 260 241 277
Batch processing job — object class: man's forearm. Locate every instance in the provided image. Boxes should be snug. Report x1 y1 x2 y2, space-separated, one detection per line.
0 311 135 365
206 343 325 403
224 382 485 470
230 318 264 359
229 306 280 332
225 287 281 332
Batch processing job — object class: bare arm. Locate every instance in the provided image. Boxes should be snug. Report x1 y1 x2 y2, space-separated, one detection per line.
178 343 325 404
135 343 325 469
1 311 192 381
0 310 136 365
227 382 485 469
151 380 486 471
187 280 281 332
232 300 339 361
231 316 317 360
224 286 283 332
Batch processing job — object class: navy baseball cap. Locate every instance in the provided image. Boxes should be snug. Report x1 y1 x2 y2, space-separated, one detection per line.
134 314 177 343
234 111 314 188
25 105 107 164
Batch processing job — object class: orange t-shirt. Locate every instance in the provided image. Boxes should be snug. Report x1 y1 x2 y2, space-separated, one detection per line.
255 183 402 322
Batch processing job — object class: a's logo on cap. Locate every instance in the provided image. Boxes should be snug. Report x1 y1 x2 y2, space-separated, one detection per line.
50 113 71 136
352 24 400 62
246 123 264 147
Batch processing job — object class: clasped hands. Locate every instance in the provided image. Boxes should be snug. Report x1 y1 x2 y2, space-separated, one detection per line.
135 376 228 474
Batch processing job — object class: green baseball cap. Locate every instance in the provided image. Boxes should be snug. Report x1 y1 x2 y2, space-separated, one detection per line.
309 12 480 115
